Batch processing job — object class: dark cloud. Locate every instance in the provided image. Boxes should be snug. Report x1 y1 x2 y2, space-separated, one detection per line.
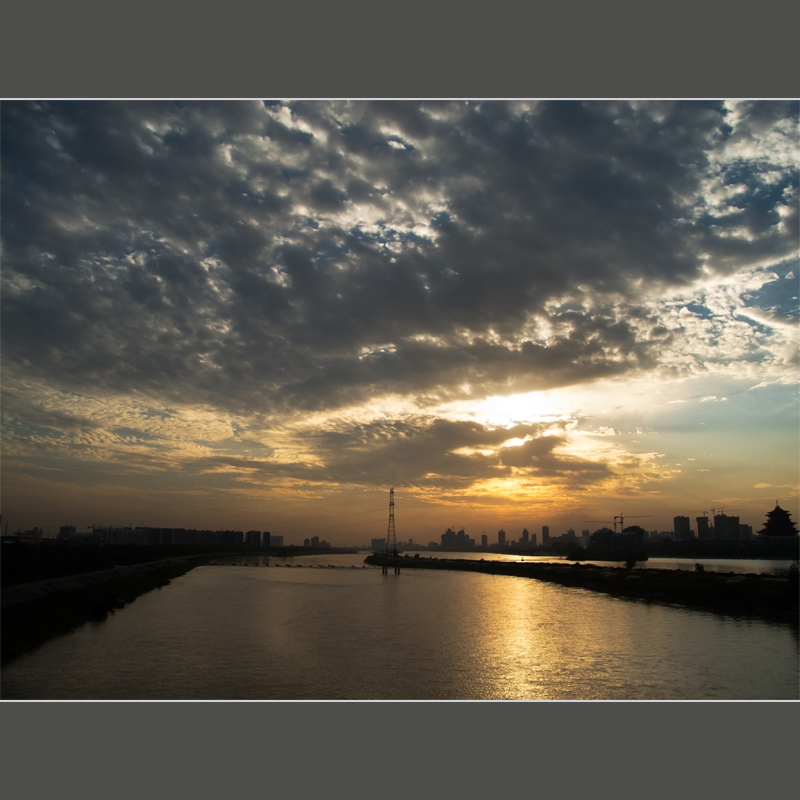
277 416 600 489
2 100 797 420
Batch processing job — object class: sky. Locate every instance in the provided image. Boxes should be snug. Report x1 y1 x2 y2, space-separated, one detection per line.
1 100 798 545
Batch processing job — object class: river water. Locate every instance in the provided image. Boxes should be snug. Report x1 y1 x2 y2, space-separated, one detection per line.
2 553 797 700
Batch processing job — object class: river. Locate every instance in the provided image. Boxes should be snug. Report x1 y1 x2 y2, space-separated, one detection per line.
2 553 797 700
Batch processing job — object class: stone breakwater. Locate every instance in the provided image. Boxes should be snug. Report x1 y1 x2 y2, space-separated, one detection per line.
364 555 799 625
1 555 216 666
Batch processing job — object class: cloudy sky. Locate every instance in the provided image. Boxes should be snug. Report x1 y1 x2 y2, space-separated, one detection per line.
1 100 798 543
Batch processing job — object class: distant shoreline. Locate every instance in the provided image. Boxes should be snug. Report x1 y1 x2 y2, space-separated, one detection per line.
364 554 799 626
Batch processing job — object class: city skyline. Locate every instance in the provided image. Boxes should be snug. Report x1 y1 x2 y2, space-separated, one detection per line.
2 100 798 545
7 497 787 547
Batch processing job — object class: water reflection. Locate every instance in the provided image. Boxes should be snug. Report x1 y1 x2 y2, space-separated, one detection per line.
1 554 797 700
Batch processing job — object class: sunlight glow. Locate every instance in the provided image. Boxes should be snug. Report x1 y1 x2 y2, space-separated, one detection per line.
444 390 578 428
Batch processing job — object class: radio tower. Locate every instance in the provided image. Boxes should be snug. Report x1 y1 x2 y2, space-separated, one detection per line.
386 487 397 554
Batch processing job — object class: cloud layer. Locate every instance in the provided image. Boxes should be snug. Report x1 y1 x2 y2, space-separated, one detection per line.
2 100 798 536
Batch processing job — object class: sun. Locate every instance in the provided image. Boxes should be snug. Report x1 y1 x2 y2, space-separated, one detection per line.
463 390 577 428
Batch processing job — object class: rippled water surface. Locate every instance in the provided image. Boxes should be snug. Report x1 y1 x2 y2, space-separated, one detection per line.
2 554 797 699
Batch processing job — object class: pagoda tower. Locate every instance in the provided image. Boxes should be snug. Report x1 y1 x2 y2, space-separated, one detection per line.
757 503 799 537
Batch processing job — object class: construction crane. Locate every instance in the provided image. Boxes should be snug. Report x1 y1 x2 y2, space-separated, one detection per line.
614 514 653 532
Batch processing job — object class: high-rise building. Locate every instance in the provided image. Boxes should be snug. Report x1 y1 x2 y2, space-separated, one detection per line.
714 514 740 540
739 524 754 541
696 516 712 540
542 526 550 547
58 525 77 540
481 533 488 548
498 529 506 547
521 528 529 546
441 528 456 550
725 516 740 541
673 516 692 540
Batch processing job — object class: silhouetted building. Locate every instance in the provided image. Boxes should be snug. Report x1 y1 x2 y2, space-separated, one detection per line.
498 529 506 547
442 528 456 550
246 530 262 547
542 526 550 547
758 504 799 537
220 530 244 547
714 514 740 541
481 533 488 548
696 516 712 540
521 528 529 546
16 527 44 542
458 529 474 549
440 528 473 551
739 524 753 541
673 516 692 540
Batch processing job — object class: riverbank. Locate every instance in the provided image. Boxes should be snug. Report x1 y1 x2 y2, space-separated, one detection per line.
364 554 799 625
1 555 218 665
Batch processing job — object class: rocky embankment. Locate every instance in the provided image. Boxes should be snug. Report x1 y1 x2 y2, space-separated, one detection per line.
364 555 799 625
1 555 215 666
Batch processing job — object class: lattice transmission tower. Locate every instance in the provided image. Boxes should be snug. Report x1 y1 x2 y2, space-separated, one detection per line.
386 487 397 553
